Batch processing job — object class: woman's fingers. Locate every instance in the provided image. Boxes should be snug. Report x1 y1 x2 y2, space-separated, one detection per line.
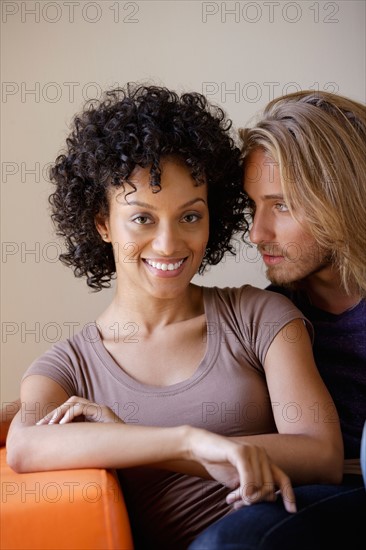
226 446 296 513
36 398 85 425
227 445 272 504
36 397 96 425
36 396 124 425
246 445 264 497
59 401 87 424
271 464 297 513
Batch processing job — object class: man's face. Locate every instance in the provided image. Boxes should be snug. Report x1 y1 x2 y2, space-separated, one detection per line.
243 148 330 286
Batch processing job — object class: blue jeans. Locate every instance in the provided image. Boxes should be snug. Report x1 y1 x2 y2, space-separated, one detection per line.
188 476 365 550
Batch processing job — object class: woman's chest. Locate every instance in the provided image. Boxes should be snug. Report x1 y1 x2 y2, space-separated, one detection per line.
102 317 207 386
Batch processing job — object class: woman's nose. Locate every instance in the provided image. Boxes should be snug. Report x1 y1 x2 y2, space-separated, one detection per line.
152 223 181 256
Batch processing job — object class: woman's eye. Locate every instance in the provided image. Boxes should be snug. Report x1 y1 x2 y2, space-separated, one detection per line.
132 216 153 225
182 213 201 223
275 203 289 212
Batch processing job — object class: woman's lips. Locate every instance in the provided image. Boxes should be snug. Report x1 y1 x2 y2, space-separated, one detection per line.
143 258 187 277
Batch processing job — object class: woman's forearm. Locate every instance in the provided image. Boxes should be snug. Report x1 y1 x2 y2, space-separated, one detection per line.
7 419 190 473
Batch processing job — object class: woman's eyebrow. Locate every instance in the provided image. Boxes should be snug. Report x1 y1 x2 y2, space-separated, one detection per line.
122 198 207 209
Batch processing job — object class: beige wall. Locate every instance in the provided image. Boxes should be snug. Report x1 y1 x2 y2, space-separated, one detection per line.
1 0 365 403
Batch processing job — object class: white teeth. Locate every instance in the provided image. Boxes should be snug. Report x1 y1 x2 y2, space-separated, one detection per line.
146 259 184 271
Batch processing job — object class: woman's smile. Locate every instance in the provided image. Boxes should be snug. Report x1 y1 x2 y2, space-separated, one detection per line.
143 257 187 275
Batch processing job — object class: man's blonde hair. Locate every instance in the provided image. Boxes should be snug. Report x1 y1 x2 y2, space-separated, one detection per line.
240 91 366 296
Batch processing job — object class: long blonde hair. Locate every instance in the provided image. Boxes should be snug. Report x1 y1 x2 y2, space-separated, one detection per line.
240 91 366 297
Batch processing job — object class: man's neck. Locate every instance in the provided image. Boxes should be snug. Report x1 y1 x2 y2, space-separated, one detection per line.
301 267 361 315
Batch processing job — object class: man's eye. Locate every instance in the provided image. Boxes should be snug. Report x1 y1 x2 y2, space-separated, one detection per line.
275 203 289 212
132 216 153 225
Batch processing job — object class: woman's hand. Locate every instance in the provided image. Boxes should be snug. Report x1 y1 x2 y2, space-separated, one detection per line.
36 396 124 425
188 427 296 513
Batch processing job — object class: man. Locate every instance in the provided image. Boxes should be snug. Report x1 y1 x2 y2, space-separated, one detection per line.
190 90 365 549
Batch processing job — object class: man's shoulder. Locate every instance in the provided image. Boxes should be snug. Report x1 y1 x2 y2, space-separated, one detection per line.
265 284 295 299
266 285 314 312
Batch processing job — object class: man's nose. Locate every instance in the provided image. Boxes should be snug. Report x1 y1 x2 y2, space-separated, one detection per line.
249 209 274 245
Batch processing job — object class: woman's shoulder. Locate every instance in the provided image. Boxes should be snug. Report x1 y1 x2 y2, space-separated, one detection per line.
21 322 102 396
22 322 101 377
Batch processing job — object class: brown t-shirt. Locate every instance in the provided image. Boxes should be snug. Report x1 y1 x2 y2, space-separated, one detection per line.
23 285 311 549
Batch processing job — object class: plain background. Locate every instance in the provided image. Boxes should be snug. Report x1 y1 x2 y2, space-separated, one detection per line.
1 0 365 403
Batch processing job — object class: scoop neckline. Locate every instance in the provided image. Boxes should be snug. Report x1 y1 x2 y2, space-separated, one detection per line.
88 286 220 395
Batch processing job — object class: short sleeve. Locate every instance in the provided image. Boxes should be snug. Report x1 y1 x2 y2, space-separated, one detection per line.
21 340 80 397
235 286 313 366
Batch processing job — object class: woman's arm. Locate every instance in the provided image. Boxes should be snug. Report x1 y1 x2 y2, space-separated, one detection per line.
6 375 296 512
0 398 20 446
6 375 192 472
230 318 344 484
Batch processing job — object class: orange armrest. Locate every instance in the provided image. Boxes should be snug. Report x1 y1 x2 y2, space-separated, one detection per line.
0 447 134 549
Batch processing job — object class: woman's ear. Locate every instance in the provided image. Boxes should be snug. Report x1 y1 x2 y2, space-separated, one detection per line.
95 214 110 243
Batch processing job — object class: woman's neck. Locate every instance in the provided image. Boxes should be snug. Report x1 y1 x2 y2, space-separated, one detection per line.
97 284 204 336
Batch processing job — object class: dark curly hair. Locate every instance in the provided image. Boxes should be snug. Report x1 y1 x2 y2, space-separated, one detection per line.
49 83 247 290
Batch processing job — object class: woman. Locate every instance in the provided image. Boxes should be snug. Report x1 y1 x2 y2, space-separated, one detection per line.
7 85 343 549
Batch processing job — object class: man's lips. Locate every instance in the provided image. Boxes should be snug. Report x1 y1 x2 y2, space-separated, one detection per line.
261 253 285 266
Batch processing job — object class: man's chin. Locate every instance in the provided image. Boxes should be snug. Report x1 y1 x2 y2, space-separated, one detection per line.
265 267 297 288
266 258 331 288
266 274 299 289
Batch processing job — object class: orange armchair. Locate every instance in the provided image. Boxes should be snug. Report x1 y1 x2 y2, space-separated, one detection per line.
0 405 134 550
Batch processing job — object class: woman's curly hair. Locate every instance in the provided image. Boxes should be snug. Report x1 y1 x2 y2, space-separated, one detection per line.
49 83 247 290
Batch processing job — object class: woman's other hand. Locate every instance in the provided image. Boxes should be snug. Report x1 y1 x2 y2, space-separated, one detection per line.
188 427 296 513
36 396 124 425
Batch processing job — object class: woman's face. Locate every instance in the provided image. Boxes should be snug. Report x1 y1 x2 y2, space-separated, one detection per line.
97 158 209 300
